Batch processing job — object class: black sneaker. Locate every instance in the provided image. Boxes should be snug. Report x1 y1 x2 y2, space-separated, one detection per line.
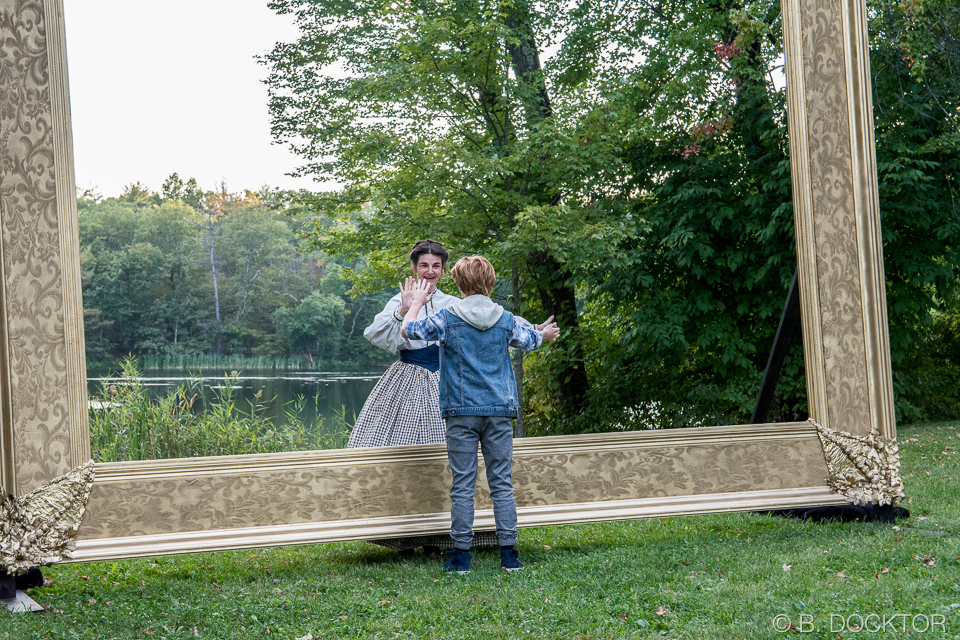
500 548 523 572
443 549 471 574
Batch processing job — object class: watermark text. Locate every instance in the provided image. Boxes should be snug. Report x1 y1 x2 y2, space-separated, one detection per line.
772 613 946 633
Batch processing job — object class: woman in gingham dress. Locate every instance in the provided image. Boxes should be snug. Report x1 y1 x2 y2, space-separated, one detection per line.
348 240 544 552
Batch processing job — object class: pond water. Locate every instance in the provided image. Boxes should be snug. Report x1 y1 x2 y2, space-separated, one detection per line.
86 367 389 429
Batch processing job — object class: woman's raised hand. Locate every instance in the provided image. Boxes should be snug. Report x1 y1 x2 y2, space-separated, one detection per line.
398 276 417 314
536 315 555 331
540 320 560 343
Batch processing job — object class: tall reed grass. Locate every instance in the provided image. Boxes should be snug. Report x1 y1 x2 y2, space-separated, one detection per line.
89 358 352 462
139 353 311 371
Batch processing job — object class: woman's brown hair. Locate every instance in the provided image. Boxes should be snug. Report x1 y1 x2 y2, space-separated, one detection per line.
409 239 449 267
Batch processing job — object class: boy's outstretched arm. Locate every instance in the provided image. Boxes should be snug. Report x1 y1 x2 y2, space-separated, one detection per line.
510 320 559 351
400 278 435 339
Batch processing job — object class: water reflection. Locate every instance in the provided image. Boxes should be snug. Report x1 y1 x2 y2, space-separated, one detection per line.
87 368 387 432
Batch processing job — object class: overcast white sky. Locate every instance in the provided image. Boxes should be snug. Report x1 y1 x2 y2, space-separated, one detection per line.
65 0 327 198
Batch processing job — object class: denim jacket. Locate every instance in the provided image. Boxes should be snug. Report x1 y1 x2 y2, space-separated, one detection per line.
405 301 543 418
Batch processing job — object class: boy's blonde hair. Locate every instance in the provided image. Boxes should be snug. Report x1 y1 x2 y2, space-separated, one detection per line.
450 256 496 297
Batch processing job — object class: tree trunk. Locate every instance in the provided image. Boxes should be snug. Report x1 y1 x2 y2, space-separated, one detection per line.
531 250 588 416
511 262 524 438
506 5 590 419
505 10 552 121
204 216 223 355
208 220 221 323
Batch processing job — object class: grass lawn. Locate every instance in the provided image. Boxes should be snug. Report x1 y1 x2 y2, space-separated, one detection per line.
3 420 959 639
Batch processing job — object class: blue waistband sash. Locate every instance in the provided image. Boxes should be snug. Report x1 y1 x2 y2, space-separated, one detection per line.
398 345 440 373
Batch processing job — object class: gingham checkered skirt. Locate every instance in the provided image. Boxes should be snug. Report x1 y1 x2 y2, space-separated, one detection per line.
347 360 445 447
347 359 499 550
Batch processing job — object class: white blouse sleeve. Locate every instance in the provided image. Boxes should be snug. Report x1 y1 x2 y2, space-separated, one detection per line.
363 289 462 353
363 293 404 354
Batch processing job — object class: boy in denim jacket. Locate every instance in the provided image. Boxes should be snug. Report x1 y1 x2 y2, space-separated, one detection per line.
402 256 559 573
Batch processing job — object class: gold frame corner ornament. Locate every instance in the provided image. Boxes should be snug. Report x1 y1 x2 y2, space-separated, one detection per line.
812 419 904 508
0 0 895 561
0 460 95 575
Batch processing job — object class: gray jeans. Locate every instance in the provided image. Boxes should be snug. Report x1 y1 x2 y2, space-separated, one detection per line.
445 415 518 549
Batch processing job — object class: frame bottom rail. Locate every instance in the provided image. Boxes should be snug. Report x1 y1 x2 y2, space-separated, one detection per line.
70 486 846 562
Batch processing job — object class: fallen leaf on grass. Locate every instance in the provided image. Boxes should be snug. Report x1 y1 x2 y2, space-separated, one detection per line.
923 555 936 567
143 631 154 636
378 600 391 606
656 606 667 616
918 516 928 521
836 570 847 578
782 563 791 571
881 567 889 574
194 628 199 637
295 634 313 640
680 561 689 566
543 545 552 550
81 576 90 581
87 598 96 605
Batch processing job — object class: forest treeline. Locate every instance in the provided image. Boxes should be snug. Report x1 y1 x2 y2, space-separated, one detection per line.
263 0 960 432
79 177 394 370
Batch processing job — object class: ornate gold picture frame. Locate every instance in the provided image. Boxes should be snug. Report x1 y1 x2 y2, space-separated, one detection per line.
0 0 894 562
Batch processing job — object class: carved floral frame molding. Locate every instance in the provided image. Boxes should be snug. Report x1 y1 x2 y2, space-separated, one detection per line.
0 0 895 561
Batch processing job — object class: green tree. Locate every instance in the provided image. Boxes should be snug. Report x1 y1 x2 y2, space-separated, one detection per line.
161 173 206 210
865 0 960 418
218 205 298 324
545 0 960 426
78 176 370 367
118 182 160 209
265 0 631 423
273 291 347 364
135 201 205 349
